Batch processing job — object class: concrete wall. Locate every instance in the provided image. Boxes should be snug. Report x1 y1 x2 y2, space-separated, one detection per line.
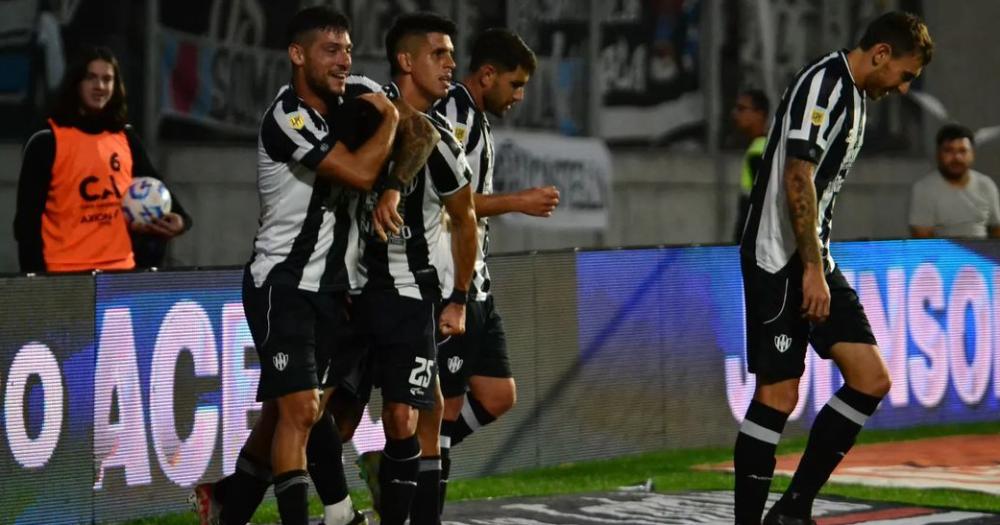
0 142 935 273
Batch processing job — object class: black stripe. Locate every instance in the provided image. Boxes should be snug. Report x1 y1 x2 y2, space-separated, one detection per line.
268 177 331 288
476 120 493 194
403 175 438 298
320 189 353 290
807 75 841 146
261 109 298 163
427 147 463 194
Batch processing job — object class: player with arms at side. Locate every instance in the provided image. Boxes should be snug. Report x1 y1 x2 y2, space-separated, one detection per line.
433 28 557 518
354 12 478 525
735 11 933 525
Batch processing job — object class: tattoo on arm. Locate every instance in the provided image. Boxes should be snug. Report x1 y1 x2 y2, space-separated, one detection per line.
784 157 822 266
389 114 440 184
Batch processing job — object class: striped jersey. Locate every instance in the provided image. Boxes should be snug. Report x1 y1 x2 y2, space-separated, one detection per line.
249 77 380 293
740 49 867 274
435 83 493 301
357 82 472 301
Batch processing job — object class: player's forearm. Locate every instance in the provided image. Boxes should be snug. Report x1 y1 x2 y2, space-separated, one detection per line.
449 207 478 291
474 192 525 218
784 157 822 268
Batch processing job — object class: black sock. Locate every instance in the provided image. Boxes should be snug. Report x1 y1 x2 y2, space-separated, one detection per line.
409 456 442 525
274 469 310 525
450 394 496 447
734 400 789 525
219 450 272 525
439 437 452 516
777 385 881 518
379 436 421 525
307 412 349 505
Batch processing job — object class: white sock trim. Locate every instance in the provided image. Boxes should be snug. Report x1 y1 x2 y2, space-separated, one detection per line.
460 398 483 432
440 435 452 449
739 419 782 445
827 394 869 426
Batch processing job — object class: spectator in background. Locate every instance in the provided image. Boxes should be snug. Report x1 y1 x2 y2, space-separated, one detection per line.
909 124 1000 238
731 88 769 243
13 45 190 273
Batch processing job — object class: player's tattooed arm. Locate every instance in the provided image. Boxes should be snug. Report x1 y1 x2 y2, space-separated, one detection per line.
784 157 822 266
389 100 440 184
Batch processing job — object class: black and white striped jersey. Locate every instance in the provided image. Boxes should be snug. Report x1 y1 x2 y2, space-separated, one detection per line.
435 83 493 301
357 82 472 301
248 77 379 293
740 49 867 274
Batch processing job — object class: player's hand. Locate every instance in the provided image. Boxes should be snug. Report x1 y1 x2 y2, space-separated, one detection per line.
519 186 560 217
373 189 403 242
438 302 466 336
130 213 185 238
801 264 830 323
358 92 399 120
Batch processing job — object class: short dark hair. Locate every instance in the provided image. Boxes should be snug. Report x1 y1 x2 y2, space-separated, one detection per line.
936 124 975 148
385 12 457 76
469 28 537 75
51 46 127 130
286 6 350 46
858 11 934 66
740 89 770 114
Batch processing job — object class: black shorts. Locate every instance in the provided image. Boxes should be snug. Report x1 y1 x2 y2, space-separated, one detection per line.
438 294 511 398
324 301 373 404
741 258 877 382
243 268 349 401
356 290 438 410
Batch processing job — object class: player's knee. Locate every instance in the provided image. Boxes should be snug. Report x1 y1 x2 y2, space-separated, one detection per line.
868 371 892 399
482 386 516 417
383 403 418 438
278 392 319 431
755 382 799 414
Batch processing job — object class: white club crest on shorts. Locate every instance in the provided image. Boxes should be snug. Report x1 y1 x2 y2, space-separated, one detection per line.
774 334 792 353
447 355 464 374
273 352 289 371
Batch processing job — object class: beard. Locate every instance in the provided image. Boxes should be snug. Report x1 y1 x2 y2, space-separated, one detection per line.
939 163 968 180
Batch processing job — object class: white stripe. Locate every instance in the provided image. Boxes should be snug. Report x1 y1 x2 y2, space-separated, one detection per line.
738 419 782 445
814 78 844 151
262 286 273 348
274 474 309 493
419 458 442 472
788 68 827 141
763 279 789 325
460 398 483 432
440 435 452 448
826 394 871 426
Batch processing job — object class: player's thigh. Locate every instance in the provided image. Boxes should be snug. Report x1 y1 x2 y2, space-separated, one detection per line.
249 283 322 402
741 259 809 383
358 291 438 411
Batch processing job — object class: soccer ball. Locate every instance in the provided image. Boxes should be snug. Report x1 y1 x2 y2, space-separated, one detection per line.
122 177 172 226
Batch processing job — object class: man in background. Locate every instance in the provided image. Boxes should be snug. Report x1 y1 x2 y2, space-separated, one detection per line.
731 88 769 243
909 123 1000 238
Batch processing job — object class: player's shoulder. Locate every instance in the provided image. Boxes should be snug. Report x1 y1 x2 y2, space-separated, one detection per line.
344 75 383 97
428 108 457 135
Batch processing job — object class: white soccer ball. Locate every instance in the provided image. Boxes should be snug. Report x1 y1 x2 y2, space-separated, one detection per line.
122 176 172 226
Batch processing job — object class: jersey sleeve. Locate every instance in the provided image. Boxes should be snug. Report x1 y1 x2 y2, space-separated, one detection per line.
786 69 846 165
260 98 333 171
427 125 471 197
